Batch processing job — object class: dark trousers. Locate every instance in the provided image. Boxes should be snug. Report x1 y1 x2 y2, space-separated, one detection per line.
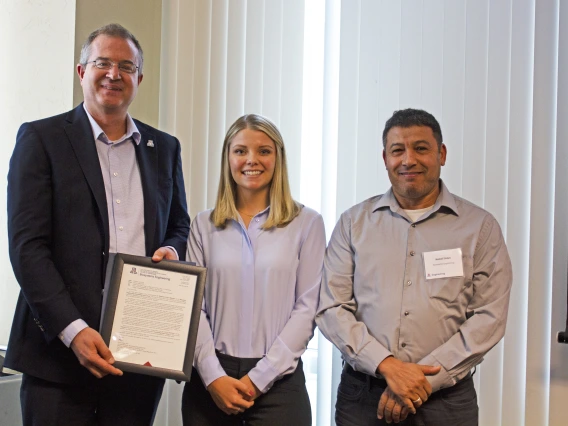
182 352 311 426
336 365 478 426
20 372 164 426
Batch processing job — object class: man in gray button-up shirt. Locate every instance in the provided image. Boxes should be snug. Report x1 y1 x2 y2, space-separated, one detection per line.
316 108 512 425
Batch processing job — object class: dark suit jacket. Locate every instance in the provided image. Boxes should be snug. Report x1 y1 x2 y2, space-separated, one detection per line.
4 104 190 384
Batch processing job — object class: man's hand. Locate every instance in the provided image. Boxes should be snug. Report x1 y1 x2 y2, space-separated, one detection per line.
239 374 261 401
152 246 177 262
377 387 410 423
70 327 123 378
207 376 255 415
377 357 440 413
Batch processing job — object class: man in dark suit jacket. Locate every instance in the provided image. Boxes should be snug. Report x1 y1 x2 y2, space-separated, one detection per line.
4 23 190 425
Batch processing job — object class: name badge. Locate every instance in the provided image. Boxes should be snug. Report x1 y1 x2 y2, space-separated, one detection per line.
423 248 464 280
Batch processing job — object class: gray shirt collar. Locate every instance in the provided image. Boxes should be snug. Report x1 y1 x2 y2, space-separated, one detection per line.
372 180 460 218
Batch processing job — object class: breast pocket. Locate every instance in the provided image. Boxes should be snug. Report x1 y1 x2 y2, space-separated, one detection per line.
426 255 474 304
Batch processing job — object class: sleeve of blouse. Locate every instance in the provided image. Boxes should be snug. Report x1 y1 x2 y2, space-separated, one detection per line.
188 215 227 386
247 212 326 393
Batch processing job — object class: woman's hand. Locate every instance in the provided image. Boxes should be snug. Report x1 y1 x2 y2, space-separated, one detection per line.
207 376 255 415
240 374 262 401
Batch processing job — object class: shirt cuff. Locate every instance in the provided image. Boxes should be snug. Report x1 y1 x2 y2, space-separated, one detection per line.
247 357 279 393
419 353 455 392
197 354 227 388
165 246 179 260
58 319 88 347
352 338 393 377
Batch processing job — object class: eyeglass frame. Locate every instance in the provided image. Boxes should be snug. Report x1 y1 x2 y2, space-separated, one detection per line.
85 58 140 74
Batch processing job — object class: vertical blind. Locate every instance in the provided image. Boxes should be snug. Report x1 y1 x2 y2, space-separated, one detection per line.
159 1 568 425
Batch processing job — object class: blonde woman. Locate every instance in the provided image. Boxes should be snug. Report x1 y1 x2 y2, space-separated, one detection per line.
182 114 325 426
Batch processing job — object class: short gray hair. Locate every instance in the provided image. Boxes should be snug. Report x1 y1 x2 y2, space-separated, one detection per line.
79 23 144 74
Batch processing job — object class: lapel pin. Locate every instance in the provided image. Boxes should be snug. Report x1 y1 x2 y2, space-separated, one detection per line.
147 140 154 148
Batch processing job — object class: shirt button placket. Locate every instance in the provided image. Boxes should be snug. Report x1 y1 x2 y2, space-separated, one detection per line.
401 223 415 352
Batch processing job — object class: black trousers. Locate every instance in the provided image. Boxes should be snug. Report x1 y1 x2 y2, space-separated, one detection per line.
182 352 311 426
335 365 478 426
20 372 164 426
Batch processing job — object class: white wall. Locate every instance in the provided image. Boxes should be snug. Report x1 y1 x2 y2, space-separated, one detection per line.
0 0 76 346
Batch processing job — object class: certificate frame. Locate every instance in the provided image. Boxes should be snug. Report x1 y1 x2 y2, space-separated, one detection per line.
100 253 206 381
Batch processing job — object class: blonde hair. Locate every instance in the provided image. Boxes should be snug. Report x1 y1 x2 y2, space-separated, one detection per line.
211 114 301 229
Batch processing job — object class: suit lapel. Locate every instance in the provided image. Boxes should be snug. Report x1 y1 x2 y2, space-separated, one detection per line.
64 105 110 251
135 128 158 256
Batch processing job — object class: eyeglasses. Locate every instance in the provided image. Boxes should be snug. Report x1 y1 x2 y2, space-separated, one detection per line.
86 59 139 74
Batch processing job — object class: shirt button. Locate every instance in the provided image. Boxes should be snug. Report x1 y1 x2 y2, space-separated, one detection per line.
255 218 259 222
410 251 415 256
404 311 409 316
401 343 407 348
407 280 412 286
119 226 124 231
116 199 121 204
411 224 416 228
113 172 118 177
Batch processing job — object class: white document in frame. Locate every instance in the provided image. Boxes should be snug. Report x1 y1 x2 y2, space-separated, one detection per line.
108 265 196 370
423 248 464 280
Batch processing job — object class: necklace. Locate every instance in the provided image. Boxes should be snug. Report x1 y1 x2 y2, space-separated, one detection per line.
238 210 259 218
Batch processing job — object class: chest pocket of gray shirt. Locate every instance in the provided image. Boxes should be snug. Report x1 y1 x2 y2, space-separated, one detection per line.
426 256 474 304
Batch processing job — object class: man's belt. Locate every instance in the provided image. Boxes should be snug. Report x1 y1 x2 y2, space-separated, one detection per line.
342 363 388 388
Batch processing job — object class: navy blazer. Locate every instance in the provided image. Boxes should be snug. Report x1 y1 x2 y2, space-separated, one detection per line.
4 104 190 384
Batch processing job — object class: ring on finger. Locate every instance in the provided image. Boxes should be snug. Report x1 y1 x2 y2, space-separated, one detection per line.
412 397 422 404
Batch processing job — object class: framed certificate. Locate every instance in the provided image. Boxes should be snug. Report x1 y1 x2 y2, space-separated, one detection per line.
100 253 206 381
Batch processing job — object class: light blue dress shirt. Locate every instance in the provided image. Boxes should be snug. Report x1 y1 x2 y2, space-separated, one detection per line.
189 205 326 393
90 111 146 256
